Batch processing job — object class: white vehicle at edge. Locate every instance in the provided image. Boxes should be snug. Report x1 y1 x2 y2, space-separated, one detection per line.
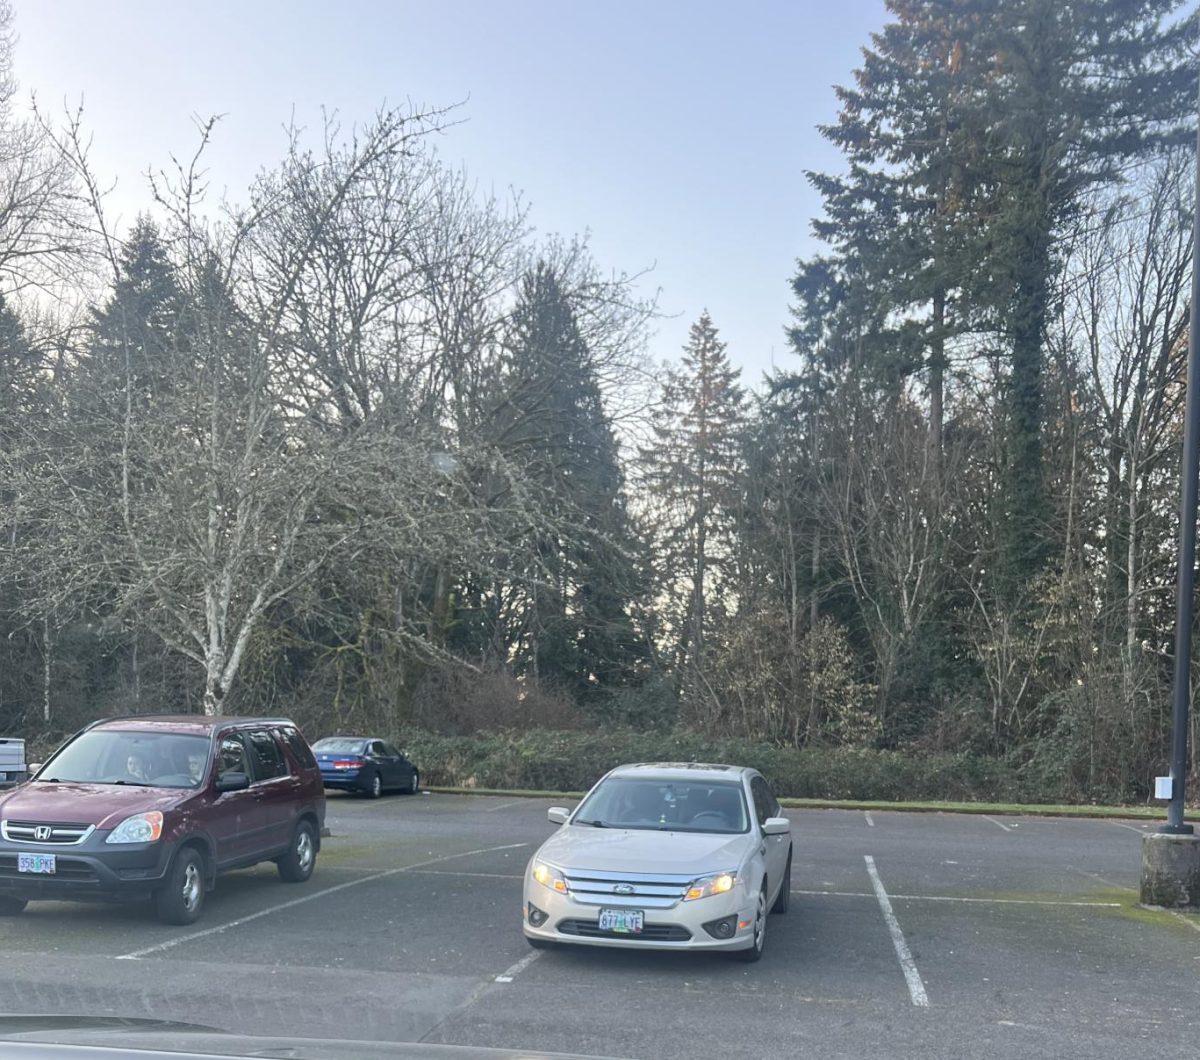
522 763 792 962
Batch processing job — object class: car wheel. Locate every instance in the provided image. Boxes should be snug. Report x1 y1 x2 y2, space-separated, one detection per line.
734 887 767 963
365 772 383 799
408 770 419 795
0 896 27 916
277 820 317 883
155 847 206 925
771 848 792 914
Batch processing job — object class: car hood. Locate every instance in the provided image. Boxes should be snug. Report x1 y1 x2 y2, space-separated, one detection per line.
0 782 190 830
535 825 750 876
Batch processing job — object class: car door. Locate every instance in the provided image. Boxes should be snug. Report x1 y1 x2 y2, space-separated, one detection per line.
366 740 394 789
206 732 266 867
246 729 298 855
383 743 412 789
751 775 789 902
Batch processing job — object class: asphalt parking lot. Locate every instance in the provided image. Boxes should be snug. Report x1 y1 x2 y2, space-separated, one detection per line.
1 792 1198 1059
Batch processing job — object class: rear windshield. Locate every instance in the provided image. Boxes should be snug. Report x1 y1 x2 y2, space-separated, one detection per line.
38 729 211 789
312 738 367 754
573 777 750 834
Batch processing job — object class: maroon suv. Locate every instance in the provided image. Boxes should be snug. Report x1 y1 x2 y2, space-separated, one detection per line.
0 715 326 924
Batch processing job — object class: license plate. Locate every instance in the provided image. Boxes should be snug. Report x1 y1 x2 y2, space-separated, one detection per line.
17 853 56 875
598 908 643 934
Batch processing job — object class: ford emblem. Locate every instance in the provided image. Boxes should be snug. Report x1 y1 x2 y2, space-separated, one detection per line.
613 883 634 895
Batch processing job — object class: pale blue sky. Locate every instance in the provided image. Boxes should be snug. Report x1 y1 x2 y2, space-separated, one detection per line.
13 0 888 383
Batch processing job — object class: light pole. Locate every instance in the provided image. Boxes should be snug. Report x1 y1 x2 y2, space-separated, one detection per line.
1160 71 1200 837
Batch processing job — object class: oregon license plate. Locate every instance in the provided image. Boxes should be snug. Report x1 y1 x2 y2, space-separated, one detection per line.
17 852 56 874
598 908 643 934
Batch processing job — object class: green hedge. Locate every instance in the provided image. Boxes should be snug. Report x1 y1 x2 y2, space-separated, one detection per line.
398 729 1034 803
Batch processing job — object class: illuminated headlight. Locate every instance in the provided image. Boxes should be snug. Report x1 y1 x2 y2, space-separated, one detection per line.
531 861 568 894
105 811 163 844
684 872 736 901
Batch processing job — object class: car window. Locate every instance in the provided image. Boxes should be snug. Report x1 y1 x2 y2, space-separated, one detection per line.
369 740 387 756
383 743 403 758
574 777 749 834
218 734 250 778
750 777 776 827
247 730 288 781
282 728 317 769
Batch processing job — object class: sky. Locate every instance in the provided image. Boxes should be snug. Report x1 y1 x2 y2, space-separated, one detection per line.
12 0 889 385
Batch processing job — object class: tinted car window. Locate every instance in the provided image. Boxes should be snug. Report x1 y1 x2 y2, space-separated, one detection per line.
248 730 287 780
369 741 387 756
283 728 317 769
218 734 250 777
751 776 778 826
383 743 403 758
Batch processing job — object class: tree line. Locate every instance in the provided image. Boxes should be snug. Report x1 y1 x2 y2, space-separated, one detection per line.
2 0 1199 800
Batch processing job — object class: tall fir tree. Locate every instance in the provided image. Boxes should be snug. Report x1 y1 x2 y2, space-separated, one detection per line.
639 312 745 708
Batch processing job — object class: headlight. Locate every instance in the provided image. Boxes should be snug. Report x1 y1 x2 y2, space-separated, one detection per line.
531 861 568 894
684 872 736 901
105 811 164 844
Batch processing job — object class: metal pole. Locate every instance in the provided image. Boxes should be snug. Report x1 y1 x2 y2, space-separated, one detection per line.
1162 70 1200 836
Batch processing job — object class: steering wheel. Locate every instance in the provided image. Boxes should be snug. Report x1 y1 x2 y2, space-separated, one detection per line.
689 811 731 826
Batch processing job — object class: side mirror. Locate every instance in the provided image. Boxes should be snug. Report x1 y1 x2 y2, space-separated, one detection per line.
763 816 790 836
28 763 43 775
547 806 571 825
216 771 250 793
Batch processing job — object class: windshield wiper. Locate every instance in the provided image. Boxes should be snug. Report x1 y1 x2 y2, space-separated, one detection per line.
111 779 150 787
36 777 61 783
575 819 608 827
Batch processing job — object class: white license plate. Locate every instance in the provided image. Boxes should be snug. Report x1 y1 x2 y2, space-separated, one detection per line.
17 852 56 874
598 908 643 934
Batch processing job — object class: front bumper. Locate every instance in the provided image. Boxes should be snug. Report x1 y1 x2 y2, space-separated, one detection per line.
522 878 756 952
0 831 177 903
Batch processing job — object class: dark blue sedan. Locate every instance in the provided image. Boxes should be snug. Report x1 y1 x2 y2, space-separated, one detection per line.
311 737 420 798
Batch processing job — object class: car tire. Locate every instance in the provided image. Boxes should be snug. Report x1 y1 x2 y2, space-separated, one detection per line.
734 887 767 963
407 770 419 795
771 849 791 914
364 772 383 799
0 896 27 916
155 847 206 925
277 820 317 883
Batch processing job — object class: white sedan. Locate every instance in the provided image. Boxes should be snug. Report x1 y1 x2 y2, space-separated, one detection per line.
523 763 792 962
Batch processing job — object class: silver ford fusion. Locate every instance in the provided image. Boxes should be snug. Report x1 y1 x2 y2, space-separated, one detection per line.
523 763 792 962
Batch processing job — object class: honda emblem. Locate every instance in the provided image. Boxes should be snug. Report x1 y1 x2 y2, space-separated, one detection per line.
34 825 52 841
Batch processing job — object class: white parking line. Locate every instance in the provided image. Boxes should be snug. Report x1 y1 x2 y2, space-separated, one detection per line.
864 856 929 1008
115 842 528 961
410 869 523 880
983 815 1013 833
1107 820 1148 834
483 800 525 813
864 812 875 827
494 949 542 982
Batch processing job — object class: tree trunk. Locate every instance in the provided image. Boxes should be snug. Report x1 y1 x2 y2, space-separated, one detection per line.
42 612 51 725
928 286 945 476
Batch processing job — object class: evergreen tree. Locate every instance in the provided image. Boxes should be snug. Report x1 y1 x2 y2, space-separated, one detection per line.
639 313 745 709
490 263 646 705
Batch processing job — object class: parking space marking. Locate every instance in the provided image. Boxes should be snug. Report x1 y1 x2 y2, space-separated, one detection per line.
494 950 543 982
115 842 528 961
864 812 875 827
983 815 1013 833
1107 820 1149 834
863 855 930 1008
482 800 525 813
409 869 524 880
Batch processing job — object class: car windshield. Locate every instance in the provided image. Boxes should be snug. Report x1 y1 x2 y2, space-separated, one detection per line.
573 778 750 834
312 738 367 754
38 730 210 789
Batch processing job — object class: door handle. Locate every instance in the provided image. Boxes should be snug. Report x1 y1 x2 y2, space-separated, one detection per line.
759 844 766 856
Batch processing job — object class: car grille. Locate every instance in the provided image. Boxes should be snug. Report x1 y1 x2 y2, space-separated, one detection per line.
561 868 694 908
0 854 98 882
1 821 94 845
556 919 692 942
